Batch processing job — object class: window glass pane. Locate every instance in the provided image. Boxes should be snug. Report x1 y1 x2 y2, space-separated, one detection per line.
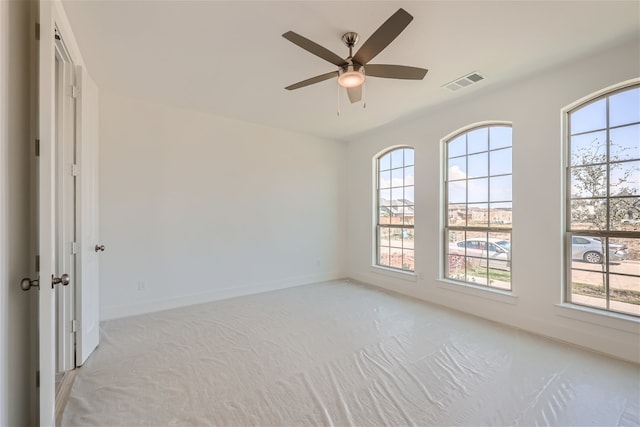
390 228 403 248
571 98 607 134
402 249 414 271
490 126 512 150
468 127 488 154
404 148 414 166
447 254 465 281
490 202 512 228
448 134 466 158
379 170 391 189
379 189 390 204
468 178 488 203
468 203 488 227
403 206 415 225
379 207 391 225
610 160 639 196
379 153 391 171
404 186 414 204
610 197 640 231
404 166 414 186
403 228 414 246
571 235 608 265
570 165 607 198
608 237 639 274
490 148 512 176
378 226 390 247
379 246 390 267
391 149 404 169
570 131 607 166
389 247 403 269
610 124 640 162
570 269 607 309
608 274 640 316
448 181 466 204
609 87 640 127
489 176 512 202
570 199 607 230
448 204 466 227
448 229 464 249
468 152 488 178
391 168 404 188
448 157 466 180
391 187 403 202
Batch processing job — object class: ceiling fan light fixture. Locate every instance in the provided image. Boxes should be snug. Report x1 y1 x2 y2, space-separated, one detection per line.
338 65 365 88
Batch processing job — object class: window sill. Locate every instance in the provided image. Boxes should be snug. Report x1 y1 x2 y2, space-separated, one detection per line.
554 303 640 334
437 279 518 305
370 265 417 282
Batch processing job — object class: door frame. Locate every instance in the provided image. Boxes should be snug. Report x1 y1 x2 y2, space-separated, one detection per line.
53 27 77 374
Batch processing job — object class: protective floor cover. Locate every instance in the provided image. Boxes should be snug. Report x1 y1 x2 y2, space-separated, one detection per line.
62 280 640 426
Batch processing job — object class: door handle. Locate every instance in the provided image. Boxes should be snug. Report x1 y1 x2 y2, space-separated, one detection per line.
95 244 105 252
20 277 39 291
52 273 70 288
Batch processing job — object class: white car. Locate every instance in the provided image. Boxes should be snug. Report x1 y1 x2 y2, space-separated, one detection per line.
449 238 511 270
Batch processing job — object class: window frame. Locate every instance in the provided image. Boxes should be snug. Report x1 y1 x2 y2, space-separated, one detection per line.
564 81 640 317
443 123 513 291
374 146 415 273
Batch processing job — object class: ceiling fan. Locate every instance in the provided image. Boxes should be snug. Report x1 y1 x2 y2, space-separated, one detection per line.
282 8 428 104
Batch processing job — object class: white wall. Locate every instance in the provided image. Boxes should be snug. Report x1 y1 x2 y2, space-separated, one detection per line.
0 0 36 425
346 37 640 363
99 93 347 319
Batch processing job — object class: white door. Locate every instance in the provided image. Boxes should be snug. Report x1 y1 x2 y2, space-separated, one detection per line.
75 65 100 365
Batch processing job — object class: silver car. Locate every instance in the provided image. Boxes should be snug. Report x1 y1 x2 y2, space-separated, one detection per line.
571 236 629 264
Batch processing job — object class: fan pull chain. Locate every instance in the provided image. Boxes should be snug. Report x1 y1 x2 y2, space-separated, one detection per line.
363 81 367 109
337 82 341 116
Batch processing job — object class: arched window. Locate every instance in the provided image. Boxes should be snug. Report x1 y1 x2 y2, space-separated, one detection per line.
376 147 414 272
444 124 512 290
566 82 639 316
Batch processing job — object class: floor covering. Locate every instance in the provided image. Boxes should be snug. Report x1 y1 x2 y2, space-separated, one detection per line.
62 280 640 426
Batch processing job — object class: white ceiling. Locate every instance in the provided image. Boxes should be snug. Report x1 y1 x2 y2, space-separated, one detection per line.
61 1 639 141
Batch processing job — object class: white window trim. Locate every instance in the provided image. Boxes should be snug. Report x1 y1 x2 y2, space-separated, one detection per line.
560 78 640 317
440 121 514 292
372 145 416 273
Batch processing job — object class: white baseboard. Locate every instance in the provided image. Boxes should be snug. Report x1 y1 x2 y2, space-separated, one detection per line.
100 272 346 321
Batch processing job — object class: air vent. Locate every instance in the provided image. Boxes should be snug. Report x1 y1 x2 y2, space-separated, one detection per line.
443 72 485 92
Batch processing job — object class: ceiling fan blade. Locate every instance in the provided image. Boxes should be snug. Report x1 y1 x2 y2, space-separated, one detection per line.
347 86 362 103
285 71 339 90
353 8 413 65
283 31 347 67
365 64 428 80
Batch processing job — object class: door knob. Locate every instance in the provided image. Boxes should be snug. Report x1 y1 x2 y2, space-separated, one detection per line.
95 244 105 252
20 277 39 291
52 273 70 288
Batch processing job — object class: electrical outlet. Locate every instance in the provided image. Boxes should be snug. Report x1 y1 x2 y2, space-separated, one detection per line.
137 280 146 291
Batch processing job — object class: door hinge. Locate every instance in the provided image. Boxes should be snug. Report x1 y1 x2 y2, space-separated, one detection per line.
35 23 40 41
36 370 40 388
71 319 77 333
54 28 61 41
71 163 79 176
71 241 78 255
71 86 79 98
35 255 40 273
35 139 40 157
